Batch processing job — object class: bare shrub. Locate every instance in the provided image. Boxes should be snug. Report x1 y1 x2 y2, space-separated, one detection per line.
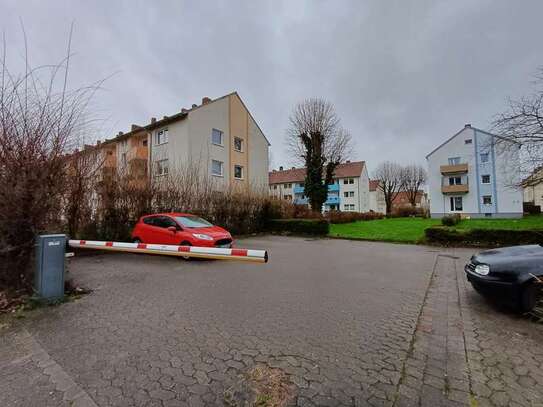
326 210 384 224
0 30 99 290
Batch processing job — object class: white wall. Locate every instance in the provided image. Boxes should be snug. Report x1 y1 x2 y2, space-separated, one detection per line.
248 115 270 190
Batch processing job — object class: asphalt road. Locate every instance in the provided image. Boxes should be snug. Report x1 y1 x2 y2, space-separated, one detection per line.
2 236 543 406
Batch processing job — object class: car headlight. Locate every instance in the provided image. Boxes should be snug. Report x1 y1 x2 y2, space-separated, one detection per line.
475 264 490 276
192 233 213 241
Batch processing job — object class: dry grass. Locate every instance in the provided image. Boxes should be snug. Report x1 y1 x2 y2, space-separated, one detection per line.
225 364 296 407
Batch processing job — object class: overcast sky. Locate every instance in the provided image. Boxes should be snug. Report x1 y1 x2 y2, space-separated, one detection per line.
2 0 542 173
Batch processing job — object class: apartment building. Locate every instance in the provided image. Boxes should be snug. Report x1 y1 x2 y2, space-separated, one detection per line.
94 92 270 190
368 180 386 213
426 124 523 218
269 161 370 212
523 166 543 207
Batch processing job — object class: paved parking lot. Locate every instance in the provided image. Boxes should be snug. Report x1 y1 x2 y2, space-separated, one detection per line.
1 236 543 406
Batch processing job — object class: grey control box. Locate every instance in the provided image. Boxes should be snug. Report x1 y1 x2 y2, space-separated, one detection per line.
34 234 66 300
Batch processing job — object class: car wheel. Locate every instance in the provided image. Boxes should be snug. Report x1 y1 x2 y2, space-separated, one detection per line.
518 283 540 313
179 241 192 260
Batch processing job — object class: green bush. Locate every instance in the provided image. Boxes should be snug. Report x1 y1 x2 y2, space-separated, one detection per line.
265 219 329 235
425 226 543 247
441 214 460 226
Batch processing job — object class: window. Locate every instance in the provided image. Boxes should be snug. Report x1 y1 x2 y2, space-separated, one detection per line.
349 178 354 184
449 196 463 211
344 192 349 198
142 139 148 147
211 160 223 176
155 128 168 145
143 217 156 225
448 176 462 185
343 179 348 184
273 185 277 190
483 195 492 205
481 175 490 184
175 216 213 228
343 204 350 211
234 137 243 152
211 129 223 146
465 139 472 144
284 194 292 200
349 191 355 197
155 159 169 177
448 157 461 165
480 153 489 163
154 216 178 229
121 152 127 167
234 165 243 179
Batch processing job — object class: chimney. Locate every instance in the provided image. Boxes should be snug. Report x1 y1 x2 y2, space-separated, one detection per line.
118 131 123 136
151 117 156 124
292 167 295 170
346 160 350 163
131 124 141 131
279 166 283 171
181 108 188 113
96 140 101 145
163 116 168 120
272 169 276 173
202 97 211 105
192 104 198 109
465 123 471 128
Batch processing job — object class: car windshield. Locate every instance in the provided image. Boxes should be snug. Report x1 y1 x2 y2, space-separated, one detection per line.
175 216 213 228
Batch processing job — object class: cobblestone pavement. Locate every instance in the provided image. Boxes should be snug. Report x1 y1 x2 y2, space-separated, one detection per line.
1 237 543 406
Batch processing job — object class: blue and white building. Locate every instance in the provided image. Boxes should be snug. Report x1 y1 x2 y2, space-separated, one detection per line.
426 124 523 218
269 161 370 212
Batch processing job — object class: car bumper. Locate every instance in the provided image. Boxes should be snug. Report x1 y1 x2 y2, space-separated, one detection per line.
465 265 521 301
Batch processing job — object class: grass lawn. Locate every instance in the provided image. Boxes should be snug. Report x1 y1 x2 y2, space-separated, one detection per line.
329 215 543 243
329 217 440 243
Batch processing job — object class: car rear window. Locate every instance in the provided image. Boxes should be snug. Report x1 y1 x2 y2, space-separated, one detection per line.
143 217 155 225
175 216 213 228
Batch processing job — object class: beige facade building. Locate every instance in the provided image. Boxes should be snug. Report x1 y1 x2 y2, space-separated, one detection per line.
93 92 270 190
523 167 543 207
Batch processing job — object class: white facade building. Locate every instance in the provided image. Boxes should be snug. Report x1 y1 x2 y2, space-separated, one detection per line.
426 124 523 218
269 161 371 212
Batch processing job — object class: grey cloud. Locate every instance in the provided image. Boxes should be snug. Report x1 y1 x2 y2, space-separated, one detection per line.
1 0 541 173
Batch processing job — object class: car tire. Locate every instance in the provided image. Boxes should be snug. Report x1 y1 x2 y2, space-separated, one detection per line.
518 283 540 313
179 241 192 261
133 238 142 244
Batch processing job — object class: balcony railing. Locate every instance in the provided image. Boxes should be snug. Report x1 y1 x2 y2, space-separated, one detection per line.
440 163 468 174
328 183 339 192
442 184 469 194
325 195 339 205
293 185 305 194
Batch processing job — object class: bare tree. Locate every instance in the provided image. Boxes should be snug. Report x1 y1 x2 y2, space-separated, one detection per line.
0 26 101 290
373 161 404 215
492 67 543 184
286 98 353 211
401 164 427 207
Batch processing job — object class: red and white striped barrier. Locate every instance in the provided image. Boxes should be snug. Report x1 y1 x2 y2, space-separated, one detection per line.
68 240 268 263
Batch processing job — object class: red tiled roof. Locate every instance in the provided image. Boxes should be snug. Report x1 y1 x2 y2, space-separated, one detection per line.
269 161 365 185
369 179 380 191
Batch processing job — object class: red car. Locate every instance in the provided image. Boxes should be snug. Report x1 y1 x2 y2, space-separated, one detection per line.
131 213 233 248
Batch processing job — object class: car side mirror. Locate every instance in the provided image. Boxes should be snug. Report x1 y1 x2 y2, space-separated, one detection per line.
167 226 177 233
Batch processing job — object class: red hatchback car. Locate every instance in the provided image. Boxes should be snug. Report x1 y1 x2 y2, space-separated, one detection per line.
131 213 233 248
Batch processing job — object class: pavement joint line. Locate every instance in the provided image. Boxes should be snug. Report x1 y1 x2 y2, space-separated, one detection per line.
452 252 475 399
21 328 99 407
392 252 441 407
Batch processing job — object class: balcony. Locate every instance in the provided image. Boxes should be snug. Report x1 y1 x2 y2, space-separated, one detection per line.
440 163 468 174
294 185 305 194
294 197 308 205
442 184 469 194
328 183 339 192
127 146 148 162
325 195 339 205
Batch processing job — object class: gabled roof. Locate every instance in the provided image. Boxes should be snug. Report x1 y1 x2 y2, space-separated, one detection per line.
268 161 366 185
425 124 520 159
102 91 270 147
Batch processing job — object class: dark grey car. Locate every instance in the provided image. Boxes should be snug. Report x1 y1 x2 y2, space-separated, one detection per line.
465 245 543 312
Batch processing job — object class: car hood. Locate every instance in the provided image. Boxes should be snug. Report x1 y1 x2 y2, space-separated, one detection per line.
186 226 231 238
471 245 543 276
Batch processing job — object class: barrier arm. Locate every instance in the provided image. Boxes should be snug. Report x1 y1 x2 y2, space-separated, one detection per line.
68 240 268 263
